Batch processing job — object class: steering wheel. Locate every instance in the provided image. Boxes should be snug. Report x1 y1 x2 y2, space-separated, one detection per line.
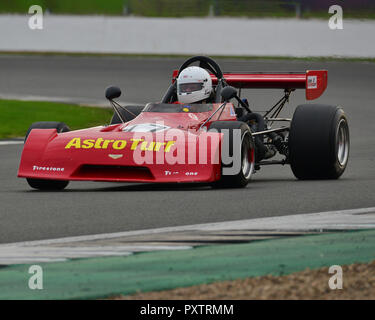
177 56 224 80
162 56 225 104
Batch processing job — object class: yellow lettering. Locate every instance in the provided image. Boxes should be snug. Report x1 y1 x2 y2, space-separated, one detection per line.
112 140 127 150
130 138 144 150
165 141 176 153
140 141 148 151
94 138 104 149
65 138 81 149
82 139 95 149
147 142 156 151
154 142 166 151
140 141 157 151
102 139 115 149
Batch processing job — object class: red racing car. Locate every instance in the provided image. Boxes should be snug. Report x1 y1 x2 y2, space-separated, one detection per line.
18 56 350 190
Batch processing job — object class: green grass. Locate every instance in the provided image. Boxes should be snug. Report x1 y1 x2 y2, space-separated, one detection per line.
0 0 124 15
1 0 375 19
127 0 209 17
0 100 113 139
302 10 375 20
215 0 296 18
0 0 208 16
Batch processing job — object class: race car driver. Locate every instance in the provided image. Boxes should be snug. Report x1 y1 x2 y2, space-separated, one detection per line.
176 66 275 161
176 66 214 104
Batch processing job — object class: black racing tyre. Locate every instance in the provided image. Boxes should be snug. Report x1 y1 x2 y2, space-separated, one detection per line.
24 121 70 190
27 178 69 191
209 121 255 188
25 121 70 142
110 105 144 124
289 104 350 180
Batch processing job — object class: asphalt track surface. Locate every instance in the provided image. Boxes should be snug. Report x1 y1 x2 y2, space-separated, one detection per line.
0 55 374 243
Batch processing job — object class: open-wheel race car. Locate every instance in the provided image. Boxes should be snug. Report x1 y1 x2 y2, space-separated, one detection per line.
18 56 349 190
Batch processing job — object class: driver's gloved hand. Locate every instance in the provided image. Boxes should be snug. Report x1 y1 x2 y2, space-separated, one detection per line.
242 98 249 107
236 99 250 121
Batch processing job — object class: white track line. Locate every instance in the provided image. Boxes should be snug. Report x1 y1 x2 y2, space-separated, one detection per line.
0 141 23 145
2 207 375 248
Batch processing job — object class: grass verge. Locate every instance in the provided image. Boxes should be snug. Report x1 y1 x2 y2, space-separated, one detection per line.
115 260 375 300
0 99 113 139
1 1 375 19
0 229 374 299
0 0 124 15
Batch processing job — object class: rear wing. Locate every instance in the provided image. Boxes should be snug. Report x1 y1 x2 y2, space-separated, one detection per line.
172 70 327 100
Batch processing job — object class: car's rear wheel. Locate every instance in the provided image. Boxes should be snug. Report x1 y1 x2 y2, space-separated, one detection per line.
288 104 350 180
25 121 70 190
110 105 144 124
209 121 255 188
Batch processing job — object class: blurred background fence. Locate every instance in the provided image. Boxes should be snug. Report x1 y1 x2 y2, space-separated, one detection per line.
1 0 375 18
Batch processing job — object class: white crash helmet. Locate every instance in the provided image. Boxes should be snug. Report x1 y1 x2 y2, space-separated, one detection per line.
177 66 213 104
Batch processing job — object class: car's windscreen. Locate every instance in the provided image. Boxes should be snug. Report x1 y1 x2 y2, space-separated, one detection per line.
143 103 213 113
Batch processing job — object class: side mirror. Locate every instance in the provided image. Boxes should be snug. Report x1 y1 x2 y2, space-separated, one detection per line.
221 86 238 101
105 86 122 100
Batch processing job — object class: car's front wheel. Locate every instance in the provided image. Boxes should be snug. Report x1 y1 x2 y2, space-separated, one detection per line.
26 178 69 191
25 121 70 190
209 121 255 188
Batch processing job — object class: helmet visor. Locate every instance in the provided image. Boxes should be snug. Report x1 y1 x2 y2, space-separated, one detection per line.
179 83 203 93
